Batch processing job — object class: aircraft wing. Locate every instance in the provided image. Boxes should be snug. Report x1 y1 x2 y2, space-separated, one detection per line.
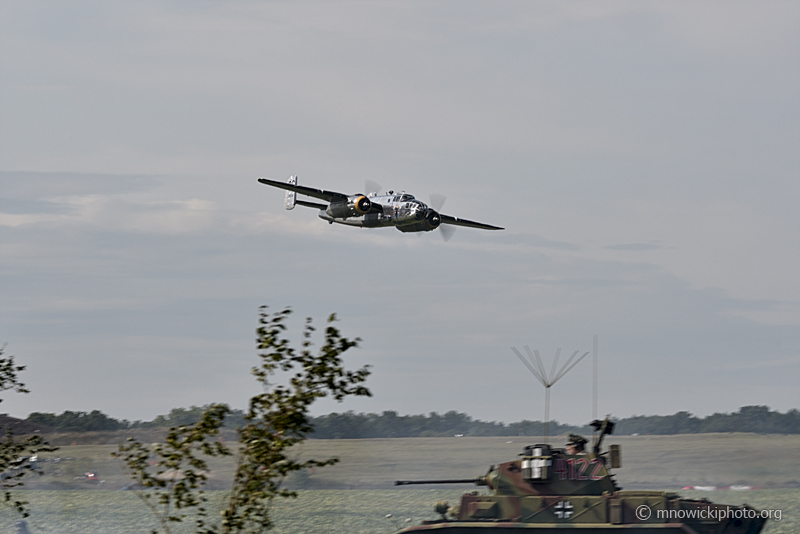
258 178 348 203
440 214 503 231
296 200 328 210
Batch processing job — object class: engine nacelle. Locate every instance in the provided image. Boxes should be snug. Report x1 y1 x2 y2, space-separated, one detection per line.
396 209 442 233
326 195 372 218
424 209 442 230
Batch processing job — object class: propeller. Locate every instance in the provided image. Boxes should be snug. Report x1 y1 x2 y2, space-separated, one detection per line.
365 179 383 196
429 193 446 212
429 194 455 242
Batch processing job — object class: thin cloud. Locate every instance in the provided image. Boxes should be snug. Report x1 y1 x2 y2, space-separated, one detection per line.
604 242 665 251
490 233 581 251
0 3 797 424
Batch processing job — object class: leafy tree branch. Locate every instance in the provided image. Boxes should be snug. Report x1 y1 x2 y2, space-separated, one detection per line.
0 345 58 518
115 306 371 533
0 345 29 397
113 404 231 534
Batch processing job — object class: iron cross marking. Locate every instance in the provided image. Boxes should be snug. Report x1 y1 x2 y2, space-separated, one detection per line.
554 500 574 519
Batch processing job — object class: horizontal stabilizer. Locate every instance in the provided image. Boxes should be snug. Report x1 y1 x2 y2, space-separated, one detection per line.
257 177 348 203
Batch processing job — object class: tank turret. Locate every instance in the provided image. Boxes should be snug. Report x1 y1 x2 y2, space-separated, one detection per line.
393 417 768 533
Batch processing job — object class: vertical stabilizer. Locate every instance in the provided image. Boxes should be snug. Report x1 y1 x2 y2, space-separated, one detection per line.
284 175 297 210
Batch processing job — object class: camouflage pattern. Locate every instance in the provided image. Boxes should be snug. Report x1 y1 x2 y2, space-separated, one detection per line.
394 418 767 534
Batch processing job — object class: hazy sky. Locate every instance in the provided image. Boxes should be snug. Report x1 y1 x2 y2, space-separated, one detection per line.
1 1 798 425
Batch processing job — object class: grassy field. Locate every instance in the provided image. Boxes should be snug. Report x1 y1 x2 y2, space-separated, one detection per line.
1 489 796 534
4 433 798 532
26 432 800 490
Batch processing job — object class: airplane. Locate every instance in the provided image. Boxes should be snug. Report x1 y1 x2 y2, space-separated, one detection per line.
257 176 503 241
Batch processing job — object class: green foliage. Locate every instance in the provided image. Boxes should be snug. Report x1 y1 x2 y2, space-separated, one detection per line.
148 407 212 428
25 405 248 433
115 306 371 533
0 345 29 399
308 406 800 438
25 403 800 441
614 406 800 435
220 306 371 533
135 406 248 430
113 404 231 534
26 404 800 439
0 431 57 517
0 345 58 518
28 410 127 432
309 410 588 438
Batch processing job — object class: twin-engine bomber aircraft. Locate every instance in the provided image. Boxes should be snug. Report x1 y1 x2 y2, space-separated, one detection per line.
258 176 503 241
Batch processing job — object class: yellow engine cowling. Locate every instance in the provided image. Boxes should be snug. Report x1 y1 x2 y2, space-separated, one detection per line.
326 196 372 218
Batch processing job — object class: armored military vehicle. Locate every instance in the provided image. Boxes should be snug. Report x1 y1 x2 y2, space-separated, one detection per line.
393 418 767 533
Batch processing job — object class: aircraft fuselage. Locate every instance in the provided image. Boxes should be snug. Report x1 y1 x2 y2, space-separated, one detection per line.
319 193 428 228
257 176 503 239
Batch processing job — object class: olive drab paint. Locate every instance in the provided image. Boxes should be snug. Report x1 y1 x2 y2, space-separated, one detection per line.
393 417 768 533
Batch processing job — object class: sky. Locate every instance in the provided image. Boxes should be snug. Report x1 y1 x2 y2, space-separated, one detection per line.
1 1 798 426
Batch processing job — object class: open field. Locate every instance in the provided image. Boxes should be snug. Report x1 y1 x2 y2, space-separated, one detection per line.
0 489 796 534
4 433 798 532
24 432 800 490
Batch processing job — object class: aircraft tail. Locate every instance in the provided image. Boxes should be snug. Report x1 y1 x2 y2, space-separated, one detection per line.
283 175 297 210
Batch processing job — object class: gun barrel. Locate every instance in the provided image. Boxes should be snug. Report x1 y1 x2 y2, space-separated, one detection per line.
395 478 480 486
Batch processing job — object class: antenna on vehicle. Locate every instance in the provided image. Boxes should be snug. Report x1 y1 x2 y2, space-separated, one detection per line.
510 345 590 443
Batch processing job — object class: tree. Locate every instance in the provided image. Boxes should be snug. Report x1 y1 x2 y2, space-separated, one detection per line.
0 344 57 517
114 405 231 534
115 306 371 533
27 409 127 432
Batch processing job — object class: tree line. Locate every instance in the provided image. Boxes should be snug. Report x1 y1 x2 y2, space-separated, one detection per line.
26 405 800 436
6 305 372 532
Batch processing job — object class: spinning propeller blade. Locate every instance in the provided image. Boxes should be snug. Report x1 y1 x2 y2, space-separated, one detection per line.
429 193 447 212
439 224 456 242
429 194 455 241
365 179 383 195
